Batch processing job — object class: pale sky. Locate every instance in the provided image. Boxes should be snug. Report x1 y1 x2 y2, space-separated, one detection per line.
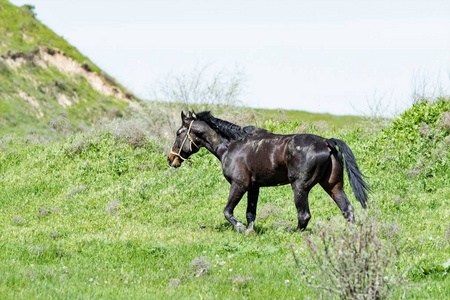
10 0 450 116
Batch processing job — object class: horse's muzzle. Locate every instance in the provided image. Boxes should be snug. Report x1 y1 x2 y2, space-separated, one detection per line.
167 152 182 168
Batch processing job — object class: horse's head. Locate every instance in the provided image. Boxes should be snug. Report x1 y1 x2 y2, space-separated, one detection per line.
168 111 202 168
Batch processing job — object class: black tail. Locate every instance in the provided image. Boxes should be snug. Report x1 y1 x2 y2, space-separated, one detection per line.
327 138 370 208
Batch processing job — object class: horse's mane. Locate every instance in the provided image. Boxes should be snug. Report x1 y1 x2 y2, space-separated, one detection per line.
194 111 258 140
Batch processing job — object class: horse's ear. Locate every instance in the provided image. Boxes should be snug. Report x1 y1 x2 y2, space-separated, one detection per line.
192 110 197 119
188 111 193 118
181 111 186 121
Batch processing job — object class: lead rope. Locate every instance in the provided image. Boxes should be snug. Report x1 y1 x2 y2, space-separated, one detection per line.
170 120 198 161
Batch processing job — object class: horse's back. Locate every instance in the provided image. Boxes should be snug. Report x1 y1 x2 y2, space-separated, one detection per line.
287 133 331 164
223 132 331 187
223 132 292 186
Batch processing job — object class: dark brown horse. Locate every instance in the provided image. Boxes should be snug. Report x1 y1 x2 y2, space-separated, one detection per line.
168 111 369 234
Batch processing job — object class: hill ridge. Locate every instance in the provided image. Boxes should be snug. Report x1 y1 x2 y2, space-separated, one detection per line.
1 46 134 103
0 0 137 134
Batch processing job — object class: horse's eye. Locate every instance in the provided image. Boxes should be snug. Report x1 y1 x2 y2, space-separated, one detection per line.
177 128 186 135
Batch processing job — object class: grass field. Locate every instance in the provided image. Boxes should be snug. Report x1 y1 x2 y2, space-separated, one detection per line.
1 1 448 298
0 99 449 299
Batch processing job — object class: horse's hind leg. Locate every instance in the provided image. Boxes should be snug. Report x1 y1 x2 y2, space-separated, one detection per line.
321 182 354 223
245 186 259 235
291 181 312 231
320 155 354 223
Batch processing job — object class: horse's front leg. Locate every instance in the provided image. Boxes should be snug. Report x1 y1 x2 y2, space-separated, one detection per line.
224 182 247 233
245 186 259 235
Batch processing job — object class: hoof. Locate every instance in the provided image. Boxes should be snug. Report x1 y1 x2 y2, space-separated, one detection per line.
294 227 307 233
235 223 246 233
244 228 256 236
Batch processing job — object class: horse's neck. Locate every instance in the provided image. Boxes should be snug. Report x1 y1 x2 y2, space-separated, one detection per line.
203 131 230 161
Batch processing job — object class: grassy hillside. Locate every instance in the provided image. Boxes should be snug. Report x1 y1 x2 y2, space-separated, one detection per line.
0 98 448 298
0 0 134 135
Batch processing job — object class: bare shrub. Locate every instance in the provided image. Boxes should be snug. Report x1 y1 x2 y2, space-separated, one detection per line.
121 102 181 152
441 111 450 131
191 256 211 277
105 118 148 148
152 64 245 109
293 214 404 299
411 68 450 103
49 113 72 134
358 91 394 131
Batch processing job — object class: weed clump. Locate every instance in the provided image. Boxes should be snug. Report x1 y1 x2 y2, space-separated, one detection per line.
106 200 121 215
67 185 87 197
64 137 91 156
50 231 59 240
442 111 450 131
382 222 401 240
168 278 180 288
37 207 50 217
191 256 211 277
258 202 281 219
49 113 72 134
229 275 252 293
12 216 26 226
445 224 450 243
293 214 404 299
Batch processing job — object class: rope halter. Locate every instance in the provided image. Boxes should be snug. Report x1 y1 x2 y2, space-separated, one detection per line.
170 120 199 161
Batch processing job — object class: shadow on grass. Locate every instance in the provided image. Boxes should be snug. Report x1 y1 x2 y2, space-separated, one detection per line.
207 222 308 235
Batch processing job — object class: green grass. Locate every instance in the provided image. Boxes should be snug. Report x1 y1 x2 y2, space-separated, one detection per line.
0 99 449 298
